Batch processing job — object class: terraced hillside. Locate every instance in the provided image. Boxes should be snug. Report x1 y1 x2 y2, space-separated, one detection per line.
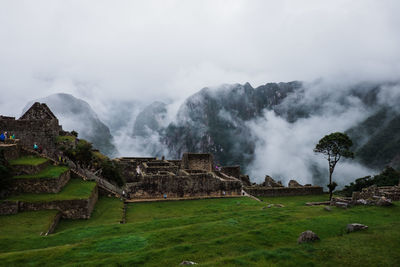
1 151 98 219
0 195 399 266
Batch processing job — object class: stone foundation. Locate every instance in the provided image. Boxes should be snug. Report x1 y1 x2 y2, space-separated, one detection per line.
125 173 242 199
10 170 71 194
12 160 50 176
352 185 400 201
244 186 324 197
18 185 98 219
0 201 19 215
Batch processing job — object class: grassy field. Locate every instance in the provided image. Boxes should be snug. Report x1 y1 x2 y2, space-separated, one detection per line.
0 195 399 266
7 179 96 202
9 156 48 166
13 165 69 179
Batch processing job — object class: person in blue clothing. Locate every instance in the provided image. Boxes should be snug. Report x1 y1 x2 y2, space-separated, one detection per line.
0 132 5 143
33 143 38 151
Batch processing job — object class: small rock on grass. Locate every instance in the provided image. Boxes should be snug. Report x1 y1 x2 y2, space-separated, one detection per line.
267 204 273 208
347 223 368 233
298 230 320 244
180 261 197 265
275 204 285 208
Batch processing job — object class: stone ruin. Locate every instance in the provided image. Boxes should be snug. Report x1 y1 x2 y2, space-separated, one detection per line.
349 184 400 206
0 102 61 153
244 175 323 197
116 153 243 199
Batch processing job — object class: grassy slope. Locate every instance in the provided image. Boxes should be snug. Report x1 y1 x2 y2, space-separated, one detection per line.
13 165 69 179
0 210 59 239
7 179 96 202
9 156 48 166
0 195 399 266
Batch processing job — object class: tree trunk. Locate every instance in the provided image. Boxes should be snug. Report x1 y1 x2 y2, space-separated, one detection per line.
329 170 333 201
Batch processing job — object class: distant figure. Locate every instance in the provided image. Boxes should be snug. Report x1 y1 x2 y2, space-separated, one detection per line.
38 146 43 154
222 191 226 196
4 132 7 139
12 134 15 139
33 143 38 151
163 193 167 199
0 132 5 143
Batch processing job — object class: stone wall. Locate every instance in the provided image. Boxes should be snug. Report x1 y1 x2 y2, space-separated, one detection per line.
244 186 324 197
18 185 98 219
352 185 400 201
0 118 60 152
0 144 20 161
182 153 214 171
12 160 50 176
221 166 241 179
0 201 18 215
10 170 71 194
125 173 242 199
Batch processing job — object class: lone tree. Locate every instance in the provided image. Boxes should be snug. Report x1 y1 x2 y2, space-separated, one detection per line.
314 132 354 200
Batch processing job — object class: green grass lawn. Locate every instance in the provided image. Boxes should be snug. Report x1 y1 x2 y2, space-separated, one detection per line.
0 210 59 239
0 195 399 266
13 165 69 179
9 155 48 166
7 179 96 202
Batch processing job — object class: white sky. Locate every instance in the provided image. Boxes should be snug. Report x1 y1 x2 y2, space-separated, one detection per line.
1 0 400 115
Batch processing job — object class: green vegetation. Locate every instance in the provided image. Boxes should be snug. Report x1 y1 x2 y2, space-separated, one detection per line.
339 167 400 197
0 195 399 266
0 210 59 239
7 179 96 202
56 135 76 143
56 197 124 231
9 155 48 166
314 132 354 200
13 165 69 179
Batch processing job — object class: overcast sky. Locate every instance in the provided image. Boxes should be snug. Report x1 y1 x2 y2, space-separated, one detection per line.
1 0 400 116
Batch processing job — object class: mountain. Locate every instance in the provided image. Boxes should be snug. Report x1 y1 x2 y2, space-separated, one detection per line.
132 101 167 137
162 81 302 170
24 93 118 157
150 80 400 175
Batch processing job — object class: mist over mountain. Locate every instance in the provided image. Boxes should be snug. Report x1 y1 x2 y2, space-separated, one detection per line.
124 79 400 187
24 93 118 157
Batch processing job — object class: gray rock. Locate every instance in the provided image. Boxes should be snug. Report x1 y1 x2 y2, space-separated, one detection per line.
275 204 285 208
324 206 332 211
298 230 320 244
267 204 273 208
376 197 393 206
334 202 349 209
356 199 368 205
347 223 368 233
180 261 197 265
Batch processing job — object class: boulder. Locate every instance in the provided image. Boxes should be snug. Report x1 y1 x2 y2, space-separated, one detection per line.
263 175 283 187
180 261 197 265
356 199 368 205
297 230 320 244
333 202 349 209
288 180 303 188
347 223 368 233
376 197 393 207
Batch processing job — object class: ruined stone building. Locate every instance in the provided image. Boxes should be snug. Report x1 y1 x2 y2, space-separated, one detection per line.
0 102 61 152
116 153 243 199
